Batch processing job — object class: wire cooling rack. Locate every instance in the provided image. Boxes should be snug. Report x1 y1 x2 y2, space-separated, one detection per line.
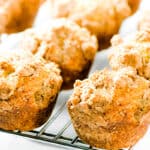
0 50 129 150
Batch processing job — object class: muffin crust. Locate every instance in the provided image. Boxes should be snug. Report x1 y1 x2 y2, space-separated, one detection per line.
0 49 62 131
20 19 98 85
109 29 150 80
0 0 43 33
68 67 150 149
45 0 139 39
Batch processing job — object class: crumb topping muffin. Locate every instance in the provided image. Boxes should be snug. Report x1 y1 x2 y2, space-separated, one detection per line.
45 0 135 39
68 67 150 149
0 0 43 33
20 19 98 85
109 29 150 80
0 49 62 131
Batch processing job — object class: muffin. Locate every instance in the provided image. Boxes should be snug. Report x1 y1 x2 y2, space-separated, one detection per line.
109 29 150 80
127 0 141 13
41 0 141 48
0 0 43 33
67 67 150 149
19 19 98 87
138 10 150 31
0 49 62 131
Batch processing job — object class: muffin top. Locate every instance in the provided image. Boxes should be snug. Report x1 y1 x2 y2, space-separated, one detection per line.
68 67 150 125
0 0 43 33
46 0 131 37
20 18 98 83
109 29 150 80
0 49 62 103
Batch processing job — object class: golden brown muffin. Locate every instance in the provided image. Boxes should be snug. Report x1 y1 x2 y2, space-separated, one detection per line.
0 0 43 33
67 67 150 149
0 49 62 131
138 10 150 31
45 0 136 43
109 29 150 80
127 0 141 13
19 19 98 87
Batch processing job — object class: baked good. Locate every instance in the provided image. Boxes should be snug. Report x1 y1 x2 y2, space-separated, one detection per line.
0 0 43 33
67 67 150 149
138 10 150 31
19 19 98 87
127 0 141 13
42 0 140 46
0 49 62 131
109 29 150 80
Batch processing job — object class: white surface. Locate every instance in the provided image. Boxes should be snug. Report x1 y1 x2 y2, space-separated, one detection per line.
0 0 150 150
